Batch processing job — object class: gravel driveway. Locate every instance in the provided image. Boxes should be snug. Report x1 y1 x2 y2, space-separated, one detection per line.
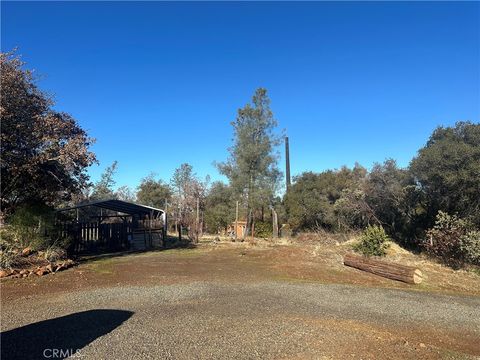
2 281 479 359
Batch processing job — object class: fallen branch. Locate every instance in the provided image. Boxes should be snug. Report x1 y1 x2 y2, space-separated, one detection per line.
344 253 423 284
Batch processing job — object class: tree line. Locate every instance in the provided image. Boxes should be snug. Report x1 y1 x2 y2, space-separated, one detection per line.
65 88 480 265
1 51 479 266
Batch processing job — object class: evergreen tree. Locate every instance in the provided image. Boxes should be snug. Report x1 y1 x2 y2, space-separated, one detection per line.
217 88 282 238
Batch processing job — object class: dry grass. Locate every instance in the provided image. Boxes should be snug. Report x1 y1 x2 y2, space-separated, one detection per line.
294 230 358 245
200 232 480 296
3 232 478 298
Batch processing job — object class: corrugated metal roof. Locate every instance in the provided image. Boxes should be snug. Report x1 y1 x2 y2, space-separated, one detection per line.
57 199 164 216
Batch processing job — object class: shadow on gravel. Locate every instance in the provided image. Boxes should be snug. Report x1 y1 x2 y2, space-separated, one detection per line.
1 309 133 360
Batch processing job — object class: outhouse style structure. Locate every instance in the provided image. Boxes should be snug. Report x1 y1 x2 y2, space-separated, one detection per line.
56 199 166 254
226 220 247 238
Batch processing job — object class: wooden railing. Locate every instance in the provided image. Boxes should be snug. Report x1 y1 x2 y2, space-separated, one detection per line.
61 222 132 254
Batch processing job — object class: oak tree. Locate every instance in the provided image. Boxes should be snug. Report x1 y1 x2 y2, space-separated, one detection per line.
0 51 96 218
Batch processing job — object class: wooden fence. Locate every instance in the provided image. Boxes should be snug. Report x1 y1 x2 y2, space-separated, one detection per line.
61 222 132 254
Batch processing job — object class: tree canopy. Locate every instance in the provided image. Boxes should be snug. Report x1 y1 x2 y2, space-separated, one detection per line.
204 181 235 234
284 164 367 231
0 51 96 217
90 161 118 201
284 122 480 250
410 121 480 226
2 50 477 265
137 174 171 208
217 88 282 237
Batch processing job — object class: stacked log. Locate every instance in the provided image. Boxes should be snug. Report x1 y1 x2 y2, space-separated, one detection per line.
344 253 423 284
0 259 76 279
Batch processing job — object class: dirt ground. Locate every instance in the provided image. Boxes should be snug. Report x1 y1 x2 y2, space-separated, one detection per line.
1 237 480 359
3 236 479 300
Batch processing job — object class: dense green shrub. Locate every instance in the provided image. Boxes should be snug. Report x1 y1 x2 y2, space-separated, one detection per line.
254 221 272 238
3 204 69 252
7 204 54 249
424 211 475 268
284 165 367 231
460 230 480 266
354 225 390 257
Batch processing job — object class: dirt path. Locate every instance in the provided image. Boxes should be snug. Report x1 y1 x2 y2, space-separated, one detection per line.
1 243 479 359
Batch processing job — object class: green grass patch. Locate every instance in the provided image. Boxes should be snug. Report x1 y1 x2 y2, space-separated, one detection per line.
131 247 204 259
86 257 116 274
469 267 480 276
438 348 473 360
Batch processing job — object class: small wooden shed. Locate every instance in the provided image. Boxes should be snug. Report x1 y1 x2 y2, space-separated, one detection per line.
226 220 247 238
56 199 166 254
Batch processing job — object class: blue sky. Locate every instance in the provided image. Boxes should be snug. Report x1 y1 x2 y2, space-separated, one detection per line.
2 1 479 191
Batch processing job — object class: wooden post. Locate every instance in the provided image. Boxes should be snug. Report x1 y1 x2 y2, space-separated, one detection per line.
235 200 239 241
149 210 153 248
163 200 168 247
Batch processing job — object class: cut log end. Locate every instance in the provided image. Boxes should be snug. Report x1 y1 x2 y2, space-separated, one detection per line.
413 269 423 284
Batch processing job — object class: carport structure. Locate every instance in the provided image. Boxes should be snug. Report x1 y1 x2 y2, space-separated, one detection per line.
56 199 166 254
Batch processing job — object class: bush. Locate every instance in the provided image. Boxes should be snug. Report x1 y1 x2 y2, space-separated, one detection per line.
43 245 67 262
354 225 390 257
424 211 476 268
0 250 20 269
460 230 480 266
0 234 21 269
254 221 272 238
2 204 70 254
7 204 56 249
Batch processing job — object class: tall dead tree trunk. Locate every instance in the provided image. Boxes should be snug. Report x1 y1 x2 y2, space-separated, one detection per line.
195 197 200 243
272 207 278 239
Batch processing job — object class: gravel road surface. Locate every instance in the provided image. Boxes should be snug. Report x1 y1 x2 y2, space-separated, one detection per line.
2 281 479 359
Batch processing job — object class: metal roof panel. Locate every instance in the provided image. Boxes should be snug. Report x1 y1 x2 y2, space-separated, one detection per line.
56 199 164 216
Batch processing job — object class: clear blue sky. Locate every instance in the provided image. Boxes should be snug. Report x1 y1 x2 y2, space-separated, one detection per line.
2 1 479 191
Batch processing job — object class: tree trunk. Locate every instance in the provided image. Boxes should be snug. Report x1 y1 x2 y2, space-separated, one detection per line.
272 208 278 239
235 200 239 241
195 197 200 243
244 172 254 241
251 218 255 239
174 209 178 234
243 208 252 241
343 253 423 284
